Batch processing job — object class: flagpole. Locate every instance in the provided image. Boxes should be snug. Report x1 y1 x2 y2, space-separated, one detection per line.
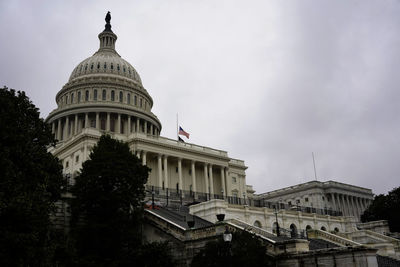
312 152 318 181
176 113 178 141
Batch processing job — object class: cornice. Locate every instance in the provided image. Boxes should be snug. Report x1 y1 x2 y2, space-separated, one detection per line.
45 103 162 130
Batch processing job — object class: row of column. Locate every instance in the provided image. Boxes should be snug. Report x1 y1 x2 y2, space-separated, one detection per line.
52 112 159 141
329 193 371 219
136 150 229 198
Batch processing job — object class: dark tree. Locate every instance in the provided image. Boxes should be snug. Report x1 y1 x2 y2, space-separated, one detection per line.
361 187 400 232
70 135 150 266
191 230 275 267
0 86 64 266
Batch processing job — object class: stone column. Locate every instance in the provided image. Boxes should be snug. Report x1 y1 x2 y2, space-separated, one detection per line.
163 156 168 189
345 195 351 216
142 151 146 165
144 121 147 134
51 122 55 136
209 165 214 197
136 118 140 133
158 154 163 188
178 158 183 191
96 112 100 130
349 196 355 217
117 114 121 134
204 163 209 197
356 197 363 218
127 116 131 135
85 113 89 128
339 194 345 215
74 114 78 135
57 118 62 140
331 193 337 211
225 168 230 197
191 161 197 196
65 116 69 139
106 113 110 131
221 167 226 197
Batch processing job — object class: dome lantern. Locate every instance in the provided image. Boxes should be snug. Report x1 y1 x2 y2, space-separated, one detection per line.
98 11 117 53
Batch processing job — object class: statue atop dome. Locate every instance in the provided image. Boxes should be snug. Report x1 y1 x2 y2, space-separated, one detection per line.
104 11 112 32
105 11 111 24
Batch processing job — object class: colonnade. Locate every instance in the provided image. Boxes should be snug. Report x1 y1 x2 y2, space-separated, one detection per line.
136 150 231 199
51 112 160 141
328 193 371 219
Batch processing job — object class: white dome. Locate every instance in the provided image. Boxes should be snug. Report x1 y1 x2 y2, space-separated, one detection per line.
68 50 142 85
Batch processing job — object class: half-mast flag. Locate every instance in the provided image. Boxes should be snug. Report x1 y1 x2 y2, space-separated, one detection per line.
178 136 185 142
178 126 190 139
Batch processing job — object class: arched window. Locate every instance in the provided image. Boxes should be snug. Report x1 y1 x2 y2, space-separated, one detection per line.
334 227 339 233
119 91 123 102
111 90 115 101
272 222 279 234
85 90 89 101
111 63 114 70
290 224 298 238
127 93 131 104
78 91 81 103
253 221 262 228
97 63 100 69
104 62 107 69
306 225 312 231
134 95 137 105
71 93 74 104
93 89 97 100
102 90 106 100
65 95 68 104
321 226 327 231
140 98 142 107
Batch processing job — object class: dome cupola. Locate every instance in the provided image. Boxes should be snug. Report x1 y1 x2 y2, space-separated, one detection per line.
46 12 162 142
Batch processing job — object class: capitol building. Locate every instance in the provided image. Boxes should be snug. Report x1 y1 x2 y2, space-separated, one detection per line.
46 14 247 202
45 14 400 265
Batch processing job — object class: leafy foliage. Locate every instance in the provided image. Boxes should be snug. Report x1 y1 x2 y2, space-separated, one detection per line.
361 187 400 232
0 86 64 266
191 229 274 267
70 135 150 266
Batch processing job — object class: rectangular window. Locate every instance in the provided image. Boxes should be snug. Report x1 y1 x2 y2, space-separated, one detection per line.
75 155 79 163
127 93 131 104
296 199 300 204
140 98 142 107
305 197 309 202
134 95 137 105
94 89 97 100
71 93 74 104
288 201 292 206
232 177 237 183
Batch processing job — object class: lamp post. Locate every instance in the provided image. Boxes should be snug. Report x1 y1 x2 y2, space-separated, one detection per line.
274 207 280 237
223 226 232 266
151 186 155 209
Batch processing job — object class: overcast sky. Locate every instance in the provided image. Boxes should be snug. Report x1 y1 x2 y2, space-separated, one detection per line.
1 0 399 195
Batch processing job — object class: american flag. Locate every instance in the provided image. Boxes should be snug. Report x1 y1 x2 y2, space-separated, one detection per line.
178 126 190 139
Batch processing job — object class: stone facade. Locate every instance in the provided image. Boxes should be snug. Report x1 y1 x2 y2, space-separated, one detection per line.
255 180 374 222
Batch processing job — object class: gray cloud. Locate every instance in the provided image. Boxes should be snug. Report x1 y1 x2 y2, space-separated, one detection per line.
1 0 399 195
